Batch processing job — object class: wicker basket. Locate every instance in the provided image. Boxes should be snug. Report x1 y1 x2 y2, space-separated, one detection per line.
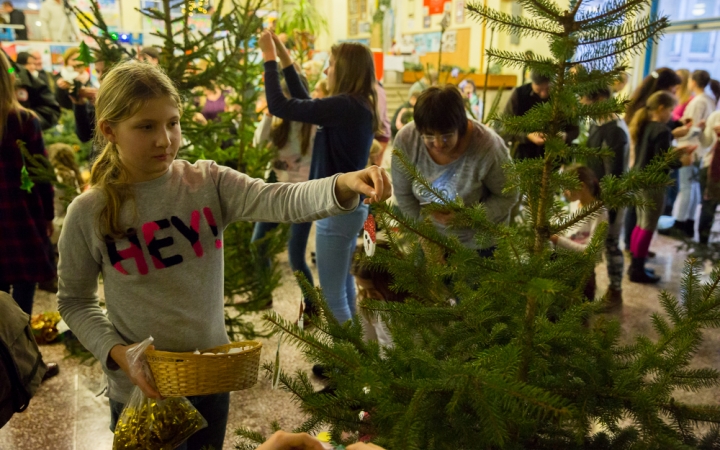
146 341 262 397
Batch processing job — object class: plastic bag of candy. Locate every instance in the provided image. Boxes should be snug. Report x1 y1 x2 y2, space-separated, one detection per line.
112 337 207 449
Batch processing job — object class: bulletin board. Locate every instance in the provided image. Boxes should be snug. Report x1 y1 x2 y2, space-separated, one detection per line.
415 27 470 68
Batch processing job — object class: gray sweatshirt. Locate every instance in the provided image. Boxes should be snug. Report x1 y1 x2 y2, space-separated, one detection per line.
57 160 357 402
392 120 517 248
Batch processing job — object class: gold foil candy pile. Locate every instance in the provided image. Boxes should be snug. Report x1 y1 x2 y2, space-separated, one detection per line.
30 311 62 344
112 397 206 449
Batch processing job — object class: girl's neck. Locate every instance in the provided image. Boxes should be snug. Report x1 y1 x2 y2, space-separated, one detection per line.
693 87 705 96
649 112 665 123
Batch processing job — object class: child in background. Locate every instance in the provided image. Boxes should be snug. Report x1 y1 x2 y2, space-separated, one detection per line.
57 61 390 450
627 91 695 283
550 166 608 300
351 242 408 347
252 77 316 312
47 143 83 245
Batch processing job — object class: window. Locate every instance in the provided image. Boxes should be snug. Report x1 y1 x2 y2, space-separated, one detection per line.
655 0 720 73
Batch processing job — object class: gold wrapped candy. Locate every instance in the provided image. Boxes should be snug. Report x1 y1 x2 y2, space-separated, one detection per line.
112 395 207 449
31 312 62 344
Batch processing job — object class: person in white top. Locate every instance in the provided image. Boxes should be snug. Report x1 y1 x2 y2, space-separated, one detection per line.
698 110 720 244
39 0 80 42
550 166 609 301
669 70 720 238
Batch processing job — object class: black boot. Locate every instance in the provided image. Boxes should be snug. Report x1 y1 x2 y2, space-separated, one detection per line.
628 257 661 284
683 220 695 239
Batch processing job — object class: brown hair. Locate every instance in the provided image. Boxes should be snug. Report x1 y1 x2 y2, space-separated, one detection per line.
625 68 681 124
414 85 469 137
0 52 27 142
692 70 720 103
48 143 84 191
269 78 313 156
629 90 677 147
566 165 600 199
330 42 379 133
675 69 691 105
91 61 182 239
351 242 409 303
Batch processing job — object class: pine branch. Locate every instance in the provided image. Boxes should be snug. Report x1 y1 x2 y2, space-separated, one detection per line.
465 4 562 38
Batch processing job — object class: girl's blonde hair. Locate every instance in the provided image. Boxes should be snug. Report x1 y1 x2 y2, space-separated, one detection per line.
0 52 27 142
629 90 677 147
91 61 182 239
330 43 380 134
675 69 691 105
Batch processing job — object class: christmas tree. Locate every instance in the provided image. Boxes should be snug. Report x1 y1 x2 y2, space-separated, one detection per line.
237 0 720 448
74 0 287 340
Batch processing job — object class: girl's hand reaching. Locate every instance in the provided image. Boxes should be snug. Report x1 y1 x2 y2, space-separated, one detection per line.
259 30 277 62
336 166 392 207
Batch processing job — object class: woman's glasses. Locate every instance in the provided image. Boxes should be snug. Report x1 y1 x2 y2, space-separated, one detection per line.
422 133 455 145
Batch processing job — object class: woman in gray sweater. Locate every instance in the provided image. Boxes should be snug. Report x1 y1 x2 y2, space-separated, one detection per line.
392 85 518 256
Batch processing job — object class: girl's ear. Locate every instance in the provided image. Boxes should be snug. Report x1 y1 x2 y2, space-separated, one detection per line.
99 121 117 144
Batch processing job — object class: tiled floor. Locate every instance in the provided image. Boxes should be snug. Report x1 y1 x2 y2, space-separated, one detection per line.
1 233 719 449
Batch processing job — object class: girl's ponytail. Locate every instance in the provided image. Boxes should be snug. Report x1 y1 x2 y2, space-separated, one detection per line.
629 106 649 148
710 79 720 104
90 141 131 239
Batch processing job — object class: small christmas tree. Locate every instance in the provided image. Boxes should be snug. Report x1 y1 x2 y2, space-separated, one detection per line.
237 0 720 448
74 0 287 340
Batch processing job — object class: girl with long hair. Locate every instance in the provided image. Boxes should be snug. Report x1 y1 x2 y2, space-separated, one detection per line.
624 67 690 250
672 69 692 122
627 91 695 283
56 61 389 449
0 51 55 315
259 30 380 325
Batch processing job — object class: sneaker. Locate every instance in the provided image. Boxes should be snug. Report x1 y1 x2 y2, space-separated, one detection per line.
41 362 59 382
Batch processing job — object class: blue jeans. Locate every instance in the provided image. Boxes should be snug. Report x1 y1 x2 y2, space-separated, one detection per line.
251 221 314 305
315 205 368 323
0 282 36 315
110 392 230 450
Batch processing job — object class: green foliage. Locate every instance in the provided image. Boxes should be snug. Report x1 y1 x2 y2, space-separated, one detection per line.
234 0 720 448
75 0 285 340
42 109 94 164
275 0 328 65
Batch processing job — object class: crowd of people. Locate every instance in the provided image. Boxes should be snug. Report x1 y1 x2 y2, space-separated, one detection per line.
2 27 720 448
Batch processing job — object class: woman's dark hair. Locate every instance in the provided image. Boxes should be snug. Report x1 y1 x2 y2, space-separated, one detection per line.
463 79 476 90
530 70 551 85
567 165 600 198
414 85 468 137
693 70 720 103
625 67 681 124
270 77 313 155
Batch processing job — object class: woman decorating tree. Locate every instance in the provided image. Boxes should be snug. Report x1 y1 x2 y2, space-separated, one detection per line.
259 30 379 325
391 85 517 257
